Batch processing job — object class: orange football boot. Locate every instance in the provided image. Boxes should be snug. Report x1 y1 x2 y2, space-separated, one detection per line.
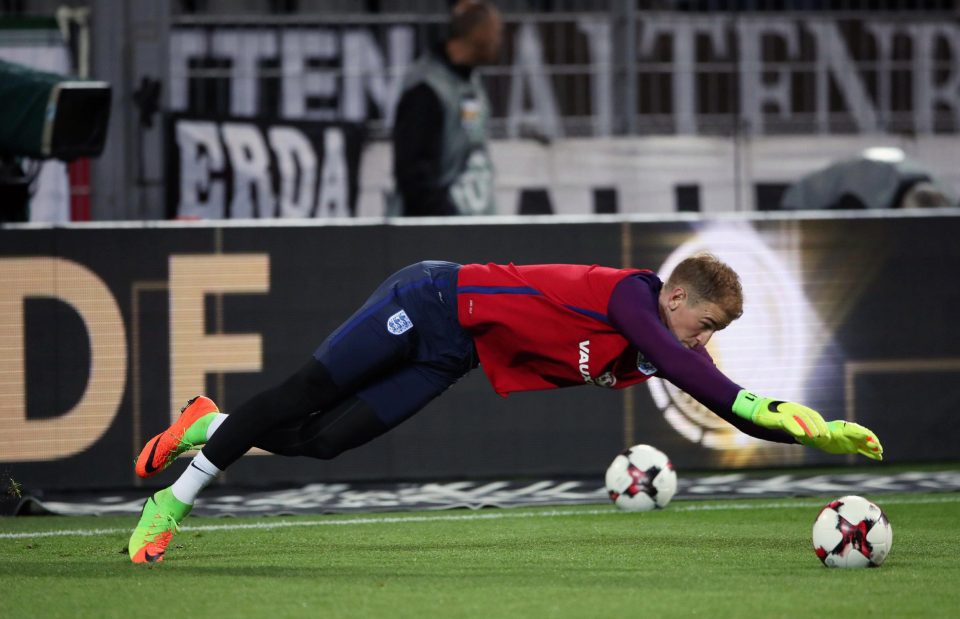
129 488 192 564
135 396 220 478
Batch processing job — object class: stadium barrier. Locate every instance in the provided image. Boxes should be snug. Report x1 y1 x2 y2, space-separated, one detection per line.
1 211 958 491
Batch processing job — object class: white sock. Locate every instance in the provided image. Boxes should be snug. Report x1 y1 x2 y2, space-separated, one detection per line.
206 413 228 441
170 450 221 505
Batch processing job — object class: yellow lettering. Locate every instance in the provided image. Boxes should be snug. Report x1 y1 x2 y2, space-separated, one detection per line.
168 255 269 420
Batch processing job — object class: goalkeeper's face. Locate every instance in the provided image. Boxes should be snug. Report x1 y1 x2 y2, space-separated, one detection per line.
661 287 727 350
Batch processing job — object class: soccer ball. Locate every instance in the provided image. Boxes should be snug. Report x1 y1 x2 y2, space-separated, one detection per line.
605 444 677 512
812 495 893 568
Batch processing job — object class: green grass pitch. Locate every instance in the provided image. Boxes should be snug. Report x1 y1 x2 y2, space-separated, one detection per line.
2 493 959 619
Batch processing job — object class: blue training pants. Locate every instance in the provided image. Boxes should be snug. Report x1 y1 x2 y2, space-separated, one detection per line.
313 260 477 428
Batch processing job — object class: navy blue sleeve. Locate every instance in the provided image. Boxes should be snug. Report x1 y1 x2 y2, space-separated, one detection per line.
608 274 793 444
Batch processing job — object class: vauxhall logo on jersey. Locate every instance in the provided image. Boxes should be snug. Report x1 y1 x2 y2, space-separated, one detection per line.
577 340 617 388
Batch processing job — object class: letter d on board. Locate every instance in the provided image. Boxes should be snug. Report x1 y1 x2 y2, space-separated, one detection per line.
0 258 127 462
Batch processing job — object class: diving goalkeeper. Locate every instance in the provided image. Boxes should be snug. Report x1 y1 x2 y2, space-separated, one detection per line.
127 253 882 563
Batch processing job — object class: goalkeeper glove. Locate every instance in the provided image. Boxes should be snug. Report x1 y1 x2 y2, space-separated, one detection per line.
732 390 829 442
801 420 884 460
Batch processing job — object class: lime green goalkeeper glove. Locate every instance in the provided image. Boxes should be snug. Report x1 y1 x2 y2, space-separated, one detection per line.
732 390 883 460
732 390 829 442
802 420 884 460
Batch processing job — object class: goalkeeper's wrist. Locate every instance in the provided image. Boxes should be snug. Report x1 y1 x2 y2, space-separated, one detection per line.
825 419 846 435
732 389 764 421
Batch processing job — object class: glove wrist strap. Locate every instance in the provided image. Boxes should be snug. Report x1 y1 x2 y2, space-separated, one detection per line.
732 389 763 421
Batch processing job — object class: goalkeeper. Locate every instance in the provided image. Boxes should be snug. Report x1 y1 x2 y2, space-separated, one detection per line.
128 253 882 564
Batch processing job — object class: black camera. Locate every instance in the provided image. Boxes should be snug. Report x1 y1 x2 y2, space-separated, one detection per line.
0 58 111 161
0 59 111 222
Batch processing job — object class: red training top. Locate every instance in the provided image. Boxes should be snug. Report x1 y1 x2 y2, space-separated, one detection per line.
457 263 656 396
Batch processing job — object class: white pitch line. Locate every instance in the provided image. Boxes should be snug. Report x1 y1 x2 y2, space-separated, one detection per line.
2 494 959 541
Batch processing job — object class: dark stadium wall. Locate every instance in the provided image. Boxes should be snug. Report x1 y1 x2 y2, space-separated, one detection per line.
1 214 959 491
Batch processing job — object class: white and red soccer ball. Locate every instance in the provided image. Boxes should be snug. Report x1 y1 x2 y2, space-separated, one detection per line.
605 444 677 512
812 495 893 568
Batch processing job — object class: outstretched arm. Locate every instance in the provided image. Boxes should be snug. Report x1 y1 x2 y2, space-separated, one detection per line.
608 273 792 443
607 274 882 459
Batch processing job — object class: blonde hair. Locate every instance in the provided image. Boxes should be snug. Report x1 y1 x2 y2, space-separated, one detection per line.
665 252 743 323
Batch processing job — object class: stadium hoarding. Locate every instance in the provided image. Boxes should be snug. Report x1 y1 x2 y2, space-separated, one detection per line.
0 212 958 491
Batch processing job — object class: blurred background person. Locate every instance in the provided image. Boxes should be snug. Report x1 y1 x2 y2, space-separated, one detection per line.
390 0 502 217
